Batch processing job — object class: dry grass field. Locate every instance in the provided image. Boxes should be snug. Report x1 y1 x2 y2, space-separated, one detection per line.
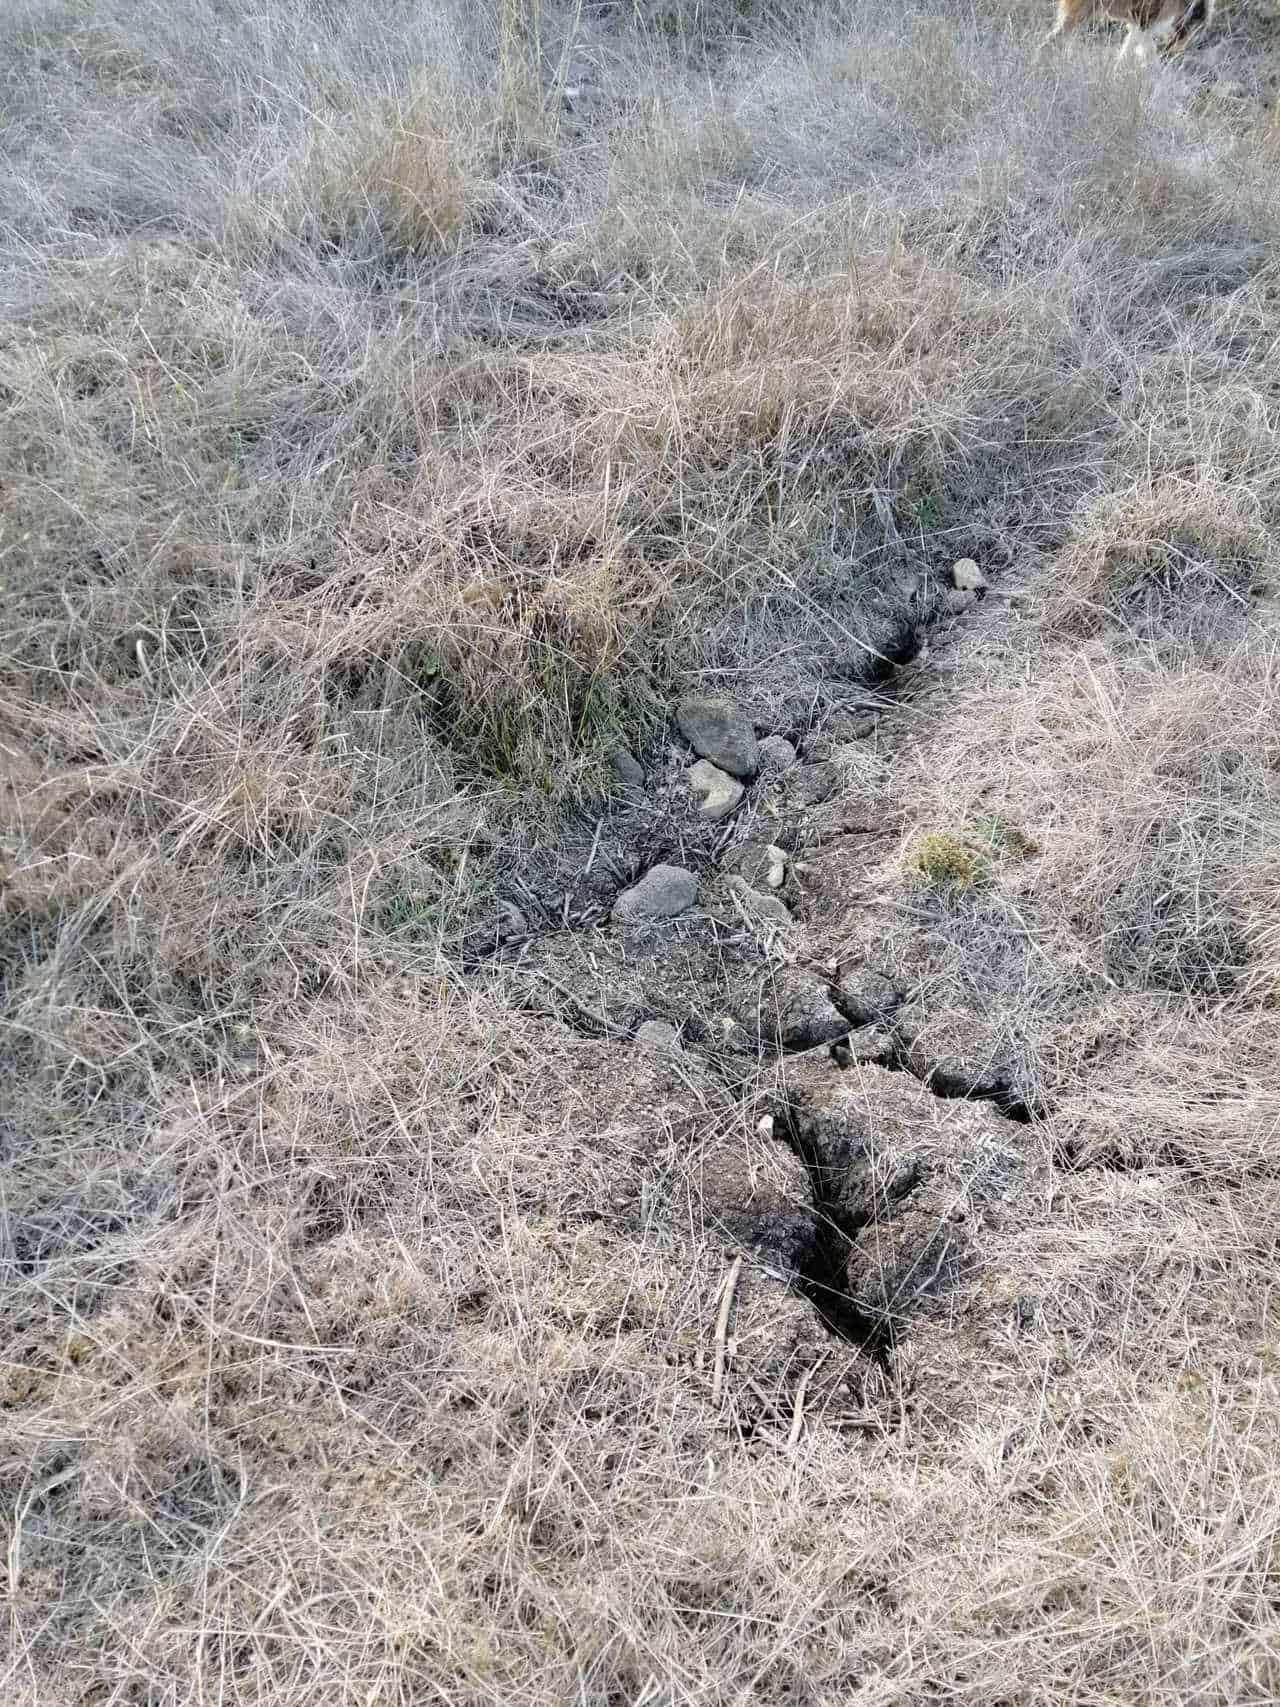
3 0 1280 1701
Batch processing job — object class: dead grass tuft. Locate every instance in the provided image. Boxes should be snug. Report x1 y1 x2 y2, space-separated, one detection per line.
1050 472 1275 632
312 84 481 259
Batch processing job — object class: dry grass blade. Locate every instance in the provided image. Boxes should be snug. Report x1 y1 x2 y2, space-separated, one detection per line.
710 1252 742 1410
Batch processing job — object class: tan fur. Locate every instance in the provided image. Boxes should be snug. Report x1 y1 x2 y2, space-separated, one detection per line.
1040 0 1217 65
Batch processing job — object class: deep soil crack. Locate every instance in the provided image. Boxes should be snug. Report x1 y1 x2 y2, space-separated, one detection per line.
482 573 1051 1374
774 1101 898 1362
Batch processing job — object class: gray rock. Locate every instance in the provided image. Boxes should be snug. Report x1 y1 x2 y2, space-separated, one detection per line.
687 759 744 822
676 696 759 779
757 735 798 773
610 748 644 788
635 1019 682 1054
612 864 698 927
725 875 791 927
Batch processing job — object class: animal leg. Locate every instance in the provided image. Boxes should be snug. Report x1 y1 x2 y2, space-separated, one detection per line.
1160 2 1209 60
1037 0 1084 61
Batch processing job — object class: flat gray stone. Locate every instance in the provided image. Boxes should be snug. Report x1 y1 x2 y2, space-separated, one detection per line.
612 864 698 927
676 696 759 779
610 749 644 788
635 1019 682 1054
757 736 798 773
687 759 743 822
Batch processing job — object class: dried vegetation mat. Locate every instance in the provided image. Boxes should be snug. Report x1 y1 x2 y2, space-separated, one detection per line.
2 0 1280 1702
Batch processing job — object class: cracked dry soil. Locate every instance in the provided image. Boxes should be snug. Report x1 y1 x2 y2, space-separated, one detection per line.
474 573 1070 1430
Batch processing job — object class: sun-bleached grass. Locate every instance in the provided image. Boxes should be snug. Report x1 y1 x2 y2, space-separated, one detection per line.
4 0 1280 1702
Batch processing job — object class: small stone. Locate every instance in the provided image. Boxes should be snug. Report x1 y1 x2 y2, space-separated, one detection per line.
762 845 787 889
726 875 791 927
951 558 990 594
610 749 644 788
687 759 744 822
676 696 760 779
756 1114 775 1139
757 736 797 773
612 864 698 927
635 1019 681 1054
